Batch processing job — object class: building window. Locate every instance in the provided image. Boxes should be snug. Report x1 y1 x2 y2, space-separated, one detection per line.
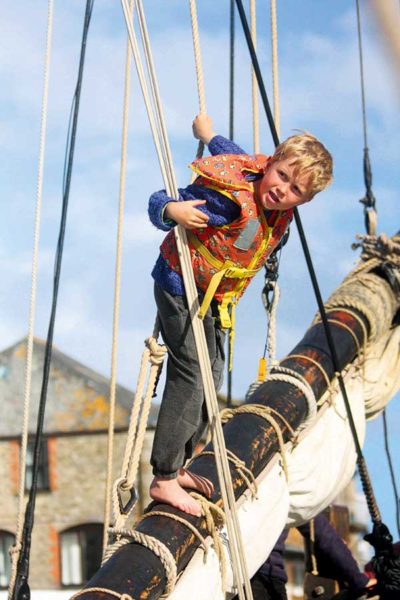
25 439 49 492
0 531 15 589
0 364 9 380
60 524 103 586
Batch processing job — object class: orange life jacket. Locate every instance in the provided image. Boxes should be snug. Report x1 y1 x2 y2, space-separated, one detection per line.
160 153 293 329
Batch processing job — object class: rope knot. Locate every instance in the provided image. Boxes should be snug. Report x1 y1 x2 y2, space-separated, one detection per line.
104 527 177 597
190 493 227 591
146 336 167 365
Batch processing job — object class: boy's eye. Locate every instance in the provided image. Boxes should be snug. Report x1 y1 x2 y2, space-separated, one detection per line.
278 170 287 180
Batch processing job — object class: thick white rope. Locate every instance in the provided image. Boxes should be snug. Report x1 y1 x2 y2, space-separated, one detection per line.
267 365 317 432
188 3 253 598
138 510 209 554
120 3 253 598
120 335 165 488
189 0 207 166
189 0 206 114
111 336 167 532
71 589 133 600
270 0 280 137
102 0 134 555
220 404 297 482
8 2 54 598
104 528 177 598
120 1 174 192
370 0 400 89
250 0 260 153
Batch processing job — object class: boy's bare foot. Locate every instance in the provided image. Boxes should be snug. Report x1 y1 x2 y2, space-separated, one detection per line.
150 476 202 516
178 468 214 498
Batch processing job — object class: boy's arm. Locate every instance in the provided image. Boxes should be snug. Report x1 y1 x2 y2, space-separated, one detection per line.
148 189 209 231
208 135 245 156
193 114 246 156
148 115 246 232
148 190 177 231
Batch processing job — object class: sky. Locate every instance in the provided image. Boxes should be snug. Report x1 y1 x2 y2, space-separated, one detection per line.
1 0 399 548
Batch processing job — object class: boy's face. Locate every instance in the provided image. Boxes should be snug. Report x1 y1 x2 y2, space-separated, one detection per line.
256 158 311 211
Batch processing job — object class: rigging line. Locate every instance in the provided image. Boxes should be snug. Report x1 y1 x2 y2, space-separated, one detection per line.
234 0 383 526
270 0 280 138
102 0 134 555
123 0 176 193
234 0 278 147
227 0 235 406
121 3 253 597
382 409 400 538
356 0 368 150
188 0 206 162
8 2 54 599
11 3 95 599
355 0 376 236
229 0 235 140
188 14 248 577
250 0 259 154
135 3 177 193
262 245 283 361
119 1 173 194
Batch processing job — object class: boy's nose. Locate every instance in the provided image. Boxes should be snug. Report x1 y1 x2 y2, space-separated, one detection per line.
276 184 287 198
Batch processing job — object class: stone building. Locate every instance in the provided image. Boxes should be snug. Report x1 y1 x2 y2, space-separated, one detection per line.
0 337 158 598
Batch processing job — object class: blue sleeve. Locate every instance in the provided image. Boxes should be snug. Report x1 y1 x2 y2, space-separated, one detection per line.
148 189 177 231
148 133 247 231
148 183 241 231
208 135 246 156
148 188 196 231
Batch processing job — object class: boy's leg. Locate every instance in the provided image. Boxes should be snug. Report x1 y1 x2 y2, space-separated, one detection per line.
184 322 225 459
151 284 224 478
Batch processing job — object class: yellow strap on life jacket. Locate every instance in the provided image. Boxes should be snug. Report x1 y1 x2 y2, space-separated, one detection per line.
187 230 227 270
187 230 259 324
228 303 236 371
198 265 259 322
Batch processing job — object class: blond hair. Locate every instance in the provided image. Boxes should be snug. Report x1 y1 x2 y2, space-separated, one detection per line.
271 132 333 198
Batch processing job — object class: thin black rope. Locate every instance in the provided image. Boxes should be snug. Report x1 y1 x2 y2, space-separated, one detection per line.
356 0 368 150
355 0 377 233
234 0 383 526
227 332 233 408
261 244 283 360
11 3 94 599
382 409 400 538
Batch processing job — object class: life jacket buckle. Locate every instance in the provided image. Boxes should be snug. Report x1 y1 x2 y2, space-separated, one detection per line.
218 295 236 329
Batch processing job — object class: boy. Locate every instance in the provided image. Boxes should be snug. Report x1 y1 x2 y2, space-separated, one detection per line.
148 115 333 516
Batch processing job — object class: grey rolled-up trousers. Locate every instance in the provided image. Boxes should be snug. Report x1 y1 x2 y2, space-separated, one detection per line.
151 282 226 478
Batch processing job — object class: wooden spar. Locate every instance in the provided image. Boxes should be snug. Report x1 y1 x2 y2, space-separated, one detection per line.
74 267 397 600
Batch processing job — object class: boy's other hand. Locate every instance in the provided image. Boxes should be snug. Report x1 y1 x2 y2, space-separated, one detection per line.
192 115 216 145
165 200 209 229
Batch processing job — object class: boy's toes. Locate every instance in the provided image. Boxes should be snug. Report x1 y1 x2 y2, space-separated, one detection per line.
177 500 200 517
